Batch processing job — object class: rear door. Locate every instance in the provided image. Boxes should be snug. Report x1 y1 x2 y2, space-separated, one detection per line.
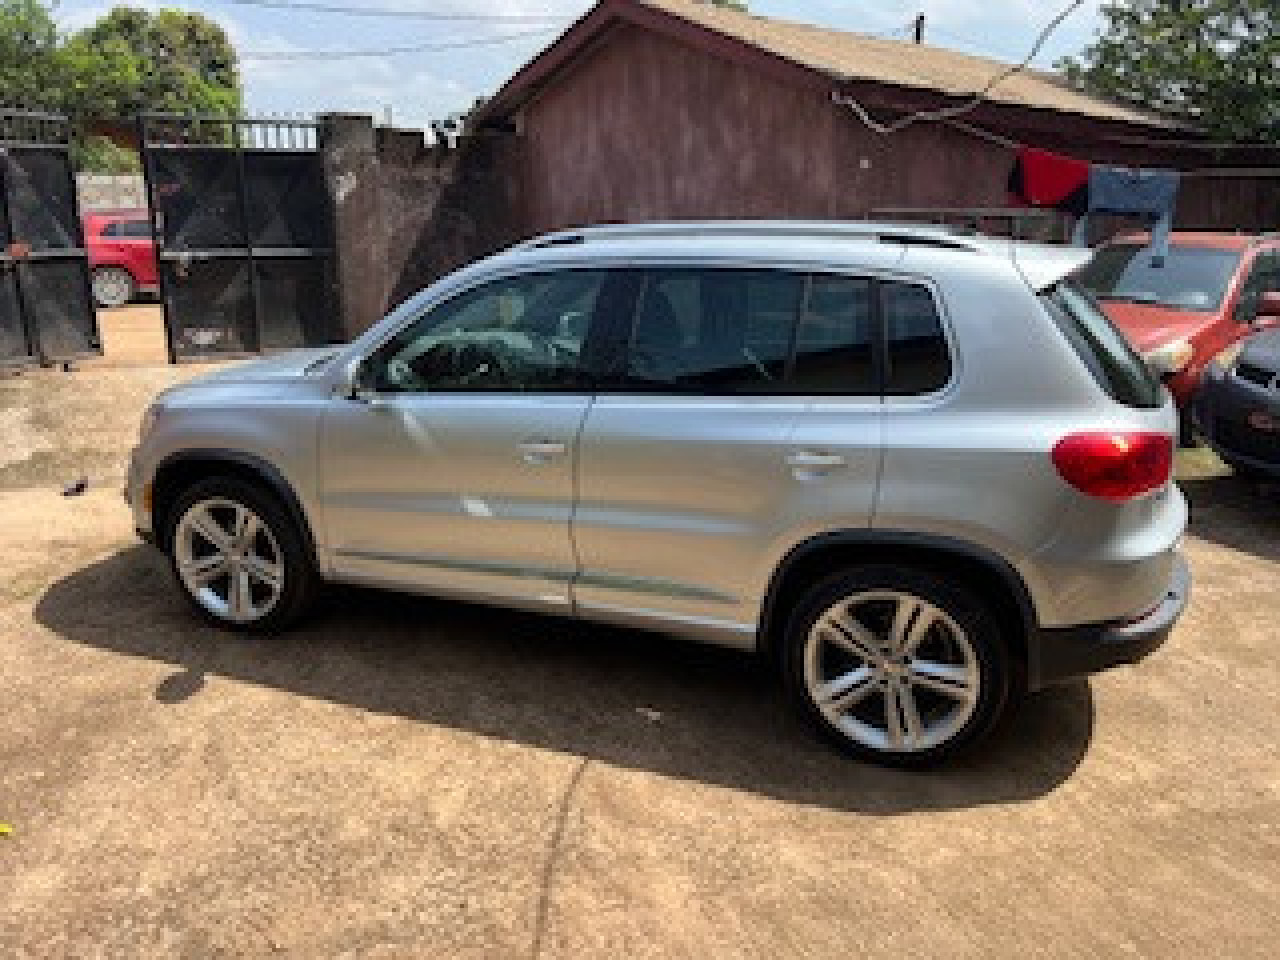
572 266 884 641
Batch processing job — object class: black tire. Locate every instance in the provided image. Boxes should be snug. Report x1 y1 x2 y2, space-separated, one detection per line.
91 266 135 308
164 475 320 632
781 565 1011 769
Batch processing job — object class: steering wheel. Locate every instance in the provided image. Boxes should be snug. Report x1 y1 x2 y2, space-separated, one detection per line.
454 340 515 387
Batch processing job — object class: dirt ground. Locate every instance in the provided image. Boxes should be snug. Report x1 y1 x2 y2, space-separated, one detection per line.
1 314 1279 957
83 304 171 369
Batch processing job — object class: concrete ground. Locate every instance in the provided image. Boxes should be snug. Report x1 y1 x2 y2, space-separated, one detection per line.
1 309 1278 958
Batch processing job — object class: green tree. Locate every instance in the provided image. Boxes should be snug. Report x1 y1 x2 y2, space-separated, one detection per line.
710 0 749 9
0 2 241 168
1059 0 1279 142
0 0 63 106
65 6 241 119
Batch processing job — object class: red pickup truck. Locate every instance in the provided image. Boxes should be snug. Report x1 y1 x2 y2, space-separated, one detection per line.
83 210 159 308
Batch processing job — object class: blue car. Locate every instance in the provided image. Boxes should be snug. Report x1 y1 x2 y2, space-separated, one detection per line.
1195 328 1280 480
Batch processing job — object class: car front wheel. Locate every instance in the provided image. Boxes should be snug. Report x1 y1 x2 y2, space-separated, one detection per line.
783 566 1010 767
166 476 318 632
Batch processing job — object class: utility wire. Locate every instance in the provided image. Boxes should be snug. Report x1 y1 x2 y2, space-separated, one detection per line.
241 26 558 59
832 0 1086 135
217 0 566 19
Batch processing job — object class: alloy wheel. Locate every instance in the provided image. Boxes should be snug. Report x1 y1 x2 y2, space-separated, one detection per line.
803 589 980 753
174 497 285 624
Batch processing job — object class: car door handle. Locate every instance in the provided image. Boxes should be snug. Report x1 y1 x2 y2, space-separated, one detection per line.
518 439 567 463
786 451 847 470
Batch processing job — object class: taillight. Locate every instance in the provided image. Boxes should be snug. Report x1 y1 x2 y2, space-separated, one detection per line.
1052 431 1173 503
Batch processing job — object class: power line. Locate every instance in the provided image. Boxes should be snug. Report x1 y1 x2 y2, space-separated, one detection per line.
833 0 1087 136
241 26 558 59
217 0 567 20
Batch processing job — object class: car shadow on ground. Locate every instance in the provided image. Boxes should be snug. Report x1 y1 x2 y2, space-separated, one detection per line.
1180 471 1280 562
35 546 1094 815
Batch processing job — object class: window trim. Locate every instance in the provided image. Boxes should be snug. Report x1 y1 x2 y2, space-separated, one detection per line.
350 262 958 403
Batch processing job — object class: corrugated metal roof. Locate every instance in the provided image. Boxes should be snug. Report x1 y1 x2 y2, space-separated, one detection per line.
637 0 1180 130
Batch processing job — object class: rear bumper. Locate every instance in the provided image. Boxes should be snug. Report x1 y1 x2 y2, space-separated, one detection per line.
1027 553 1190 691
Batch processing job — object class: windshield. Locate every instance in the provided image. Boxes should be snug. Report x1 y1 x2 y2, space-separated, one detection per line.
1074 244 1240 311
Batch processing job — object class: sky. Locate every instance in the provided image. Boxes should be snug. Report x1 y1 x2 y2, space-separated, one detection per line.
51 0 1107 132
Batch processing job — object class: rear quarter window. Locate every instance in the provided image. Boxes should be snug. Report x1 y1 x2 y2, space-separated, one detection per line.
881 281 951 395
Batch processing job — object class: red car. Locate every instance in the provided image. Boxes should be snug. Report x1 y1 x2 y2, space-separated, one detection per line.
1075 232 1280 416
83 210 159 308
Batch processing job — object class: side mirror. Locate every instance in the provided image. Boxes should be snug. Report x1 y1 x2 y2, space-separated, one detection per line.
1256 291 1280 324
336 358 383 406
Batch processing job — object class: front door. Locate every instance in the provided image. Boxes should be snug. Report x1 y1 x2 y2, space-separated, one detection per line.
320 268 608 612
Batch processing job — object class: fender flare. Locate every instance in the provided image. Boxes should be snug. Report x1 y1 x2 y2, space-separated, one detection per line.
758 529 1039 648
152 448 318 561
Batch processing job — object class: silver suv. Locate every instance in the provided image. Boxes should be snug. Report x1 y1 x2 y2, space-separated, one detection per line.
127 222 1190 766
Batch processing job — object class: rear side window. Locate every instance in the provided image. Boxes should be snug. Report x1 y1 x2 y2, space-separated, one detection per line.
619 268 949 396
1042 281 1162 409
626 268 802 390
791 276 877 393
882 281 951 395
102 219 150 238
121 220 151 237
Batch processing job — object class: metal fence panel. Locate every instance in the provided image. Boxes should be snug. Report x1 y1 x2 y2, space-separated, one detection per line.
162 258 255 356
150 150 246 250
0 271 32 364
3 148 83 251
245 151 328 249
18 259 96 359
141 114 337 362
256 257 332 348
0 111 100 366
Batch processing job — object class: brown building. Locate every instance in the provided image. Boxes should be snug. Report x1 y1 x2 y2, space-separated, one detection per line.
473 0 1280 237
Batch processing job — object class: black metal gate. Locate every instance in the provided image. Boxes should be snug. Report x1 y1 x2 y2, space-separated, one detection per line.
0 110 100 367
138 114 339 362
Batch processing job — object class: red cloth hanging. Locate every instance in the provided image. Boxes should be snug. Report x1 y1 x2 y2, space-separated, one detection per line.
1008 147 1090 215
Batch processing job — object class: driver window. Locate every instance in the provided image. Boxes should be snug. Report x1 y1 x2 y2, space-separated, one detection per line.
365 270 605 392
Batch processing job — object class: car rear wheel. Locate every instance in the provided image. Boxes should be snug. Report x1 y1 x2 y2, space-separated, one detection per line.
782 566 1010 768
92 266 135 308
165 476 319 632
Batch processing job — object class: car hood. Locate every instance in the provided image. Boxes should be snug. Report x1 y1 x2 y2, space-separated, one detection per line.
182 347 340 385
1097 301 1217 354
1239 328 1280 371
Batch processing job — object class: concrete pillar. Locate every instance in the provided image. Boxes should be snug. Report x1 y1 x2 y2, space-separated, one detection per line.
318 113 385 339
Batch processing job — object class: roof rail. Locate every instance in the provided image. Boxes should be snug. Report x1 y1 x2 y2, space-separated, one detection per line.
514 220 986 253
